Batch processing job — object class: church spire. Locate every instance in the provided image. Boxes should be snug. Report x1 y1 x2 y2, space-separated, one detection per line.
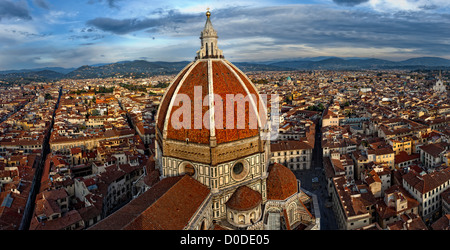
196 9 223 59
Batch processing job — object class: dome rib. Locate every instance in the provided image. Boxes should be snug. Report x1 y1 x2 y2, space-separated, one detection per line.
220 60 262 129
160 59 263 145
207 59 216 140
156 61 194 132
224 60 268 120
163 60 205 141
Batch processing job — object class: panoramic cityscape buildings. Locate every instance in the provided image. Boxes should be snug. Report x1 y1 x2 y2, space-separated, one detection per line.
0 1 449 237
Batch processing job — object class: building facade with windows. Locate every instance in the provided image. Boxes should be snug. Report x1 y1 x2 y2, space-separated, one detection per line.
401 167 450 223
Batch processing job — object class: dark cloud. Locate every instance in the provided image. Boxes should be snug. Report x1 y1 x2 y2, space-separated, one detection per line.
3 4 450 70
87 17 161 34
0 0 32 21
211 6 450 59
69 34 105 41
85 5 450 59
33 0 50 10
419 4 439 10
87 0 122 9
3 28 48 39
86 9 201 35
333 0 369 6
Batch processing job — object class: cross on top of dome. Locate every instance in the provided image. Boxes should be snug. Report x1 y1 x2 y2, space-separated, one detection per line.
196 10 224 60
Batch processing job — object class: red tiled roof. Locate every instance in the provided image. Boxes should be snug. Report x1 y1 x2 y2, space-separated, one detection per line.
431 214 450 230
157 62 193 131
70 147 82 155
89 175 210 230
270 140 313 152
402 167 450 194
166 61 211 144
30 210 83 230
266 163 298 200
376 185 419 219
159 59 263 145
419 142 448 158
226 185 262 211
395 151 419 164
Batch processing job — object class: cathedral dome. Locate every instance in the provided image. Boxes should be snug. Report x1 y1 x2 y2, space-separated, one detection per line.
266 163 299 200
156 11 266 146
156 59 265 145
225 185 262 211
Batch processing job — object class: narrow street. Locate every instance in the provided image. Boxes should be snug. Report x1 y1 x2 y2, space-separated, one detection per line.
294 119 338 230
19 87 63 230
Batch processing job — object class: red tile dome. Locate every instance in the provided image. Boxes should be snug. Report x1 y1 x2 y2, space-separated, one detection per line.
156 58 266 145
226 185 262 211
266 163 299 200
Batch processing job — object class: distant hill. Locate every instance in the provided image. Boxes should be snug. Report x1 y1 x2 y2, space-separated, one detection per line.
268 57 450 70
0 67 75 75
233 62 292 71
65 60 191 79
1 56 450 83
0 70 65 82
398 57 450 67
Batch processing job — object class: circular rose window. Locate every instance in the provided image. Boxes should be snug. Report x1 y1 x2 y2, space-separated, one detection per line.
231 161 248 181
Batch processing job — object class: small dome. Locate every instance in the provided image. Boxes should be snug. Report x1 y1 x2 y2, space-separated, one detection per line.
266 163 298 200
226 185 262 211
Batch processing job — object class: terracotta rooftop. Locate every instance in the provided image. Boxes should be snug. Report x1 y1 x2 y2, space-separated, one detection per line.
419 142 448 158
159 59 263 145
266 163 298 201
270 140 313 152
431 214 450 230
402 167 450 194
395 151 419 164
226 185 262 211
89 175 210 230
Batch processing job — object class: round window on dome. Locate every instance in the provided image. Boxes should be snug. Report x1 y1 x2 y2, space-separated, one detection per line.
231 161 248 181
233 162 243 175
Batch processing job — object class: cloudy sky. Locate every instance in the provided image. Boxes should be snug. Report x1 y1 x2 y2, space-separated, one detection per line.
1 0 450 70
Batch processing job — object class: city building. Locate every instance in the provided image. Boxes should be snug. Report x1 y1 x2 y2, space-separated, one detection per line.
88 11 318 230
433 71 446 93
330 176 377 230
270 140 313 170
401 167 450 223
375 185 420 229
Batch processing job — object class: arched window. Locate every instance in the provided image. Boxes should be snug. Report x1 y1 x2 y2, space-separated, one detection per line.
200 220 207 230
238 215 245 224
184 164 195 177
